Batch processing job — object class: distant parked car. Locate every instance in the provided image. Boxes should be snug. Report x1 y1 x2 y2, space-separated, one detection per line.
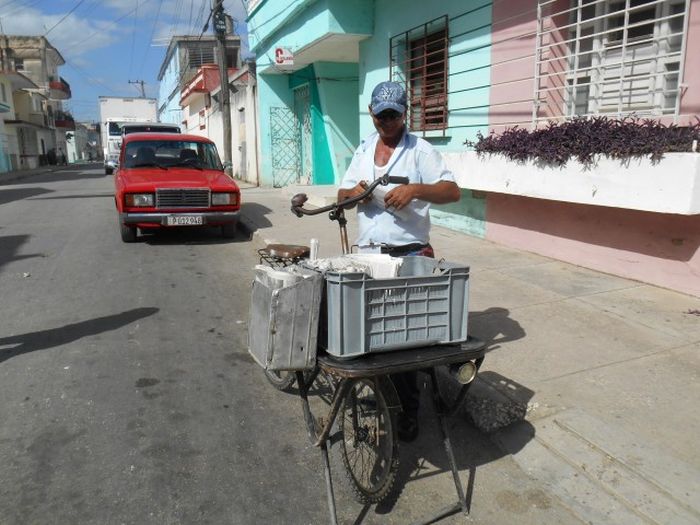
114 132 240 242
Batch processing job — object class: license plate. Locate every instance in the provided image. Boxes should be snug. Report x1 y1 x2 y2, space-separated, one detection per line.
166 215 203 226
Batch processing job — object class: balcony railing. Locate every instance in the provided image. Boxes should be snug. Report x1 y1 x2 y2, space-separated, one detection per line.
49 77 71 100
54 111 75 129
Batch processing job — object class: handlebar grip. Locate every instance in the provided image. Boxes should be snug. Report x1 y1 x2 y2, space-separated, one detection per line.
290 193 308 217
387 176 409 185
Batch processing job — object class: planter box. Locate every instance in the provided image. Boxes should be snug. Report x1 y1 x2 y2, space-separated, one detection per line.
443 151 700 215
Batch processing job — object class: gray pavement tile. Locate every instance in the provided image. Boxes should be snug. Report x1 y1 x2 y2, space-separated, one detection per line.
534 342 700 469
469 269 565 313
576 285 700 343
498 260 640 298
498 408 700 525
471 298 685 384
430 229 551 271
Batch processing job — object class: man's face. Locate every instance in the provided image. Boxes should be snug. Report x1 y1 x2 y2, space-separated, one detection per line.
369 106 405 140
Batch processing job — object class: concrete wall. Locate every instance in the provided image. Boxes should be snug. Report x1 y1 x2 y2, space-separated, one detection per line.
486 193 700 296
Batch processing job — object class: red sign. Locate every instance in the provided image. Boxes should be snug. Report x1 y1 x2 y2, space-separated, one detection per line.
274 48 293 66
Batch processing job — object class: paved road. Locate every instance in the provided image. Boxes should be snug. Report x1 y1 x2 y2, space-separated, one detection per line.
0 166 580 524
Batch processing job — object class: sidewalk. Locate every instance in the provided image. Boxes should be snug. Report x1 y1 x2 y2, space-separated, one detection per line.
239 183 700 524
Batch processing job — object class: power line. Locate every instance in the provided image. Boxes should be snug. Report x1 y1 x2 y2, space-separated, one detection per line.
138 0 164 77
60 0 153 54
44 0 87 37
128 0 140 78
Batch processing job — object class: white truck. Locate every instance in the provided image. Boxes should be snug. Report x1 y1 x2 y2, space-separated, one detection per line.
99 96 158 174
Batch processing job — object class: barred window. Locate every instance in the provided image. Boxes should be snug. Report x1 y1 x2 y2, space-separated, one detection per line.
535 0 688 121
390 16 449 134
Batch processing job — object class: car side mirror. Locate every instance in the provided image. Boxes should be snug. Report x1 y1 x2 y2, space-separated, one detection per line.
223 161 233 170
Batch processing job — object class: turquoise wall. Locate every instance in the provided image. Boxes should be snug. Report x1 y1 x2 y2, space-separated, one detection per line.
257 73 295 186
250 0 373 71
258 63 359 186
157 51 182 125
314 62 359 183
358 0 492 236
359 0 492 148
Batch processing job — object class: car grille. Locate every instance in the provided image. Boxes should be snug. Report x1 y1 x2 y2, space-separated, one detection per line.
156 188 210 208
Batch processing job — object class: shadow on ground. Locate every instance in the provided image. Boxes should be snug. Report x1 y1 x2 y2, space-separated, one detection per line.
137 225 251 245
0 187 54 206
0 307 159 364
239 202 273 232
0 234 43 272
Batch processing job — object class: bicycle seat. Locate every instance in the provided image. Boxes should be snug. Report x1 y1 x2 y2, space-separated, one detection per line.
261 244 310 259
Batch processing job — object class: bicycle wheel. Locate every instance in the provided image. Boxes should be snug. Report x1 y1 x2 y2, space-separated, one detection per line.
336 378 399 504
263 369 296 392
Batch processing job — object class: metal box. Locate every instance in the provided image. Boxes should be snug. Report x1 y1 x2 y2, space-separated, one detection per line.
248 268 323 371
323 256 469 358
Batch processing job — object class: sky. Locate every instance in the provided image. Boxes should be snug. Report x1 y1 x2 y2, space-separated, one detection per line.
0 0 249 123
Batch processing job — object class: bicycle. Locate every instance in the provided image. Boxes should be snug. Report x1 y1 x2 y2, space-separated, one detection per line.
251 174 486 523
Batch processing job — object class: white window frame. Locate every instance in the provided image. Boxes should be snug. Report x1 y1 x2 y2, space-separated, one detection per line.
533 0 690 124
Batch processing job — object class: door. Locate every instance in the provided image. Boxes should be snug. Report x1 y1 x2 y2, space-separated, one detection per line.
294 85 313 185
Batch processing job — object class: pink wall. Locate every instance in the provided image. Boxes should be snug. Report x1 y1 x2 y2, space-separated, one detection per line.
489 0 538 132
680 0 700 123
485 194 700 297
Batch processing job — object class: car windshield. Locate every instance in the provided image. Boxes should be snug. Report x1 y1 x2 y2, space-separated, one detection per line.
123 140 223 170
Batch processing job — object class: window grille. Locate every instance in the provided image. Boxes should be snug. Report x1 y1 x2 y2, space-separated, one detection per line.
534 0 689 124
186 42 216 69
390 16 449 135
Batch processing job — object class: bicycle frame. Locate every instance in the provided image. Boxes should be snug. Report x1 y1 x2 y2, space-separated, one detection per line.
290 174 409 254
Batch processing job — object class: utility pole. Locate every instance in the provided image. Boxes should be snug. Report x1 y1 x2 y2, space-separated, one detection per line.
129 80 146 98
213 0 233 176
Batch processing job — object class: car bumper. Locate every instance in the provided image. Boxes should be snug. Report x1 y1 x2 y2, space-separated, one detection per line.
105 160 117 169
120 211 239 226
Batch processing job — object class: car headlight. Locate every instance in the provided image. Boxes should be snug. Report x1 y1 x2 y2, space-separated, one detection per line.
212 192 238 206
125 193 154 207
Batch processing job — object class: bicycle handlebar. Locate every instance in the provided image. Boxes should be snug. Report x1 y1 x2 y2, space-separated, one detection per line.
290 174 409 218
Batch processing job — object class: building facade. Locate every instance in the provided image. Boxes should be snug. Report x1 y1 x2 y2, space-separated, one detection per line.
157 35 241 127
0 35 73 170
180 62 259 184
247 0 700 295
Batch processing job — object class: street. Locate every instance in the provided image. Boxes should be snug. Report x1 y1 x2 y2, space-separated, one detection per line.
0 165 584 524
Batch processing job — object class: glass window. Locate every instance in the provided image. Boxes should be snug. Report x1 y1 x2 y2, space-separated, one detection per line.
390 16 449 134
550 0 688 118
123 140 223 170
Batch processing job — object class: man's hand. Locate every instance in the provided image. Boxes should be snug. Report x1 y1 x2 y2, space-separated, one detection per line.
337 181 370 209
385 181 460 210
384 184 416 210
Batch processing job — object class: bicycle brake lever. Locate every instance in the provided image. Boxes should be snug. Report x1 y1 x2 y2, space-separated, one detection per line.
290 193 308 217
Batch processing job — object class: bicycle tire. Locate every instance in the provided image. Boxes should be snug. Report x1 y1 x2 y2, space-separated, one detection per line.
263 369 296 392
335 378 399 504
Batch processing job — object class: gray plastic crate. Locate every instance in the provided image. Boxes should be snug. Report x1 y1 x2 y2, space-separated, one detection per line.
248 268 323 371
323 256 469 358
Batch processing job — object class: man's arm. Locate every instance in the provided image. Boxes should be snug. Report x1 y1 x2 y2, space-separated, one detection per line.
384 180 460 210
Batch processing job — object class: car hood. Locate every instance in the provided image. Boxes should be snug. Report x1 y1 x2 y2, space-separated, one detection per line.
119 168 239 191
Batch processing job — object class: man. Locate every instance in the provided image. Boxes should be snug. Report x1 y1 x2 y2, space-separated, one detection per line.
338 81 460 441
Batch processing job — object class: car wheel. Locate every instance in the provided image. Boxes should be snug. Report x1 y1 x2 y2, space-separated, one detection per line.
221 221 237 239
105 167 113 175
120 221 137 243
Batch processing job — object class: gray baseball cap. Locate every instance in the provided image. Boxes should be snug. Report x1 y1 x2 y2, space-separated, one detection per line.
370 81 407 114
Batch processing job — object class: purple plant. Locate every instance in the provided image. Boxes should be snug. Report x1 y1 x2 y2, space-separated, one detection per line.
466 117 700 166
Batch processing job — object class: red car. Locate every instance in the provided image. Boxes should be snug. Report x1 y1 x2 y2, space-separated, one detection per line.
114 133 240 242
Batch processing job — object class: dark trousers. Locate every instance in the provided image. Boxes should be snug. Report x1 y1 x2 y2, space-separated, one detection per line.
384 243 433 420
